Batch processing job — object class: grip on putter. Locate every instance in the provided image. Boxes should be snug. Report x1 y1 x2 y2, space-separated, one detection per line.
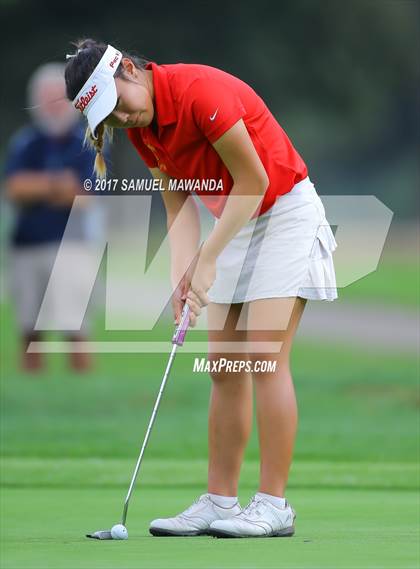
172 303 190 346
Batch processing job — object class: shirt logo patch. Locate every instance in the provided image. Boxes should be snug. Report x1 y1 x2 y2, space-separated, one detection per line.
209 108 219 121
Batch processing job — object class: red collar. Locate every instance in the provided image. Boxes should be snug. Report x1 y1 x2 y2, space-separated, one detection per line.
146 62 177 127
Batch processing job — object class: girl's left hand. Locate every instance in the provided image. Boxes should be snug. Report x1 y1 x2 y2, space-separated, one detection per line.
187 250 216 327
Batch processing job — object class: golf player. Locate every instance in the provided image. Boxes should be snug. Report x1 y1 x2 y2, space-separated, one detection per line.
65 40 338 538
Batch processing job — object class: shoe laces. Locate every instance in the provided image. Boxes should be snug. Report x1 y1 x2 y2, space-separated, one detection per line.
180 494 211 517
238 496 263 518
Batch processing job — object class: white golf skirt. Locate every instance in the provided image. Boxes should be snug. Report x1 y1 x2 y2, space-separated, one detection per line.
208 176 338 304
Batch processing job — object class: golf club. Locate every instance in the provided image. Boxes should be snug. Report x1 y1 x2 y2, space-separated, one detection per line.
86 303 191 540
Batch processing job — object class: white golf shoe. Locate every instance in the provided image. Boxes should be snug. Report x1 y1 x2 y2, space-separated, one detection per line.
149 494 241 536
209 494 296 538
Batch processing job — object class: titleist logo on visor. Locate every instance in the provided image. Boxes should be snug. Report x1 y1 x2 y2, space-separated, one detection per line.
75 84 98 112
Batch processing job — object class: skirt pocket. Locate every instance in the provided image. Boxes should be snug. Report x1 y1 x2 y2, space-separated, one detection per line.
300 221 338 301
309 221 338 261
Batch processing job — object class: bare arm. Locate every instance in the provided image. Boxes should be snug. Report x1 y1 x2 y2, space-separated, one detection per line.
5 172 55 203
6 170 83 206
150 167 201 323
187 119 269 307
201 119 269 261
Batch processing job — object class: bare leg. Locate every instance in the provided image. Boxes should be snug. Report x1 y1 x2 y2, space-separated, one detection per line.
207 302 252 496
247 297 307 497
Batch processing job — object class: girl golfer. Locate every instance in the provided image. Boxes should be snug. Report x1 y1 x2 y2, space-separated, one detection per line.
65 40 338 538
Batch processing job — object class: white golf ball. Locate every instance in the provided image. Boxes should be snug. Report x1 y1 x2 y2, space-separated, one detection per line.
111 524 128 540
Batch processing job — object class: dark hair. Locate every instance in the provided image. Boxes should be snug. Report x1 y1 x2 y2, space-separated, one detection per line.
65 38 149 177
65 38 149 100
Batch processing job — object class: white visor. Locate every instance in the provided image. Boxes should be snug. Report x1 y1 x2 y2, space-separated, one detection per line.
72 44 122 139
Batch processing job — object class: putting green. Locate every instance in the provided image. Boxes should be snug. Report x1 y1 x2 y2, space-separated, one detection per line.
1 302 419 568
2 484 418 569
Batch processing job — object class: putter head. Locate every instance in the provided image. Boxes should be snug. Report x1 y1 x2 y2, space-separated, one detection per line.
86 530 113 540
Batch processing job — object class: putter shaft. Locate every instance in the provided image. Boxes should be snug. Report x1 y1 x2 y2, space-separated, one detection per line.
121 304 190 526
121 343 178 525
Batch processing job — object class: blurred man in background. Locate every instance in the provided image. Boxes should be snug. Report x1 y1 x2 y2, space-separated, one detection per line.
4 63 100 373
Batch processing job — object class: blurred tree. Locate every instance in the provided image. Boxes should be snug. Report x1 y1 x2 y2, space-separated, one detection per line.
0 0 418 217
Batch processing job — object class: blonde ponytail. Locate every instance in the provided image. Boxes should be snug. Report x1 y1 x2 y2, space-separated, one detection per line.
84 122 113 178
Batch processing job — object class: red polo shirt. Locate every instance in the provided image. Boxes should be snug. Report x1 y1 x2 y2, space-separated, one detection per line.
127 62 308 218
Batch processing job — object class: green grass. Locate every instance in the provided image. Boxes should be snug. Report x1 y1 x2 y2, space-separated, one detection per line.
2 458 418 491
1 300 419 568
2 485 419 569
338 260 419 307
1 340 418 463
